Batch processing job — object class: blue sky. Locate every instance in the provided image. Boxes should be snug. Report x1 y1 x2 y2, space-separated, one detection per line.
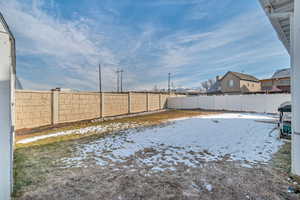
0 0 290 91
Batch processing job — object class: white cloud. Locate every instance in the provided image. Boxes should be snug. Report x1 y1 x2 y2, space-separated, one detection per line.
144 0 203 6
18 78 53 91
1 0 119 91
0 0 289 91
154 10 289 83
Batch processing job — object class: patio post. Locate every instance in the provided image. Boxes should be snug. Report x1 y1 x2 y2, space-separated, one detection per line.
291 0 300 176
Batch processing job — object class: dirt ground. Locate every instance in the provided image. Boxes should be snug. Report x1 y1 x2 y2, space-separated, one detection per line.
13 110 300 200
15 110 217 148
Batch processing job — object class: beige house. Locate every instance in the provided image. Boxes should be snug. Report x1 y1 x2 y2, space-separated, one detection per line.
220 71 261 94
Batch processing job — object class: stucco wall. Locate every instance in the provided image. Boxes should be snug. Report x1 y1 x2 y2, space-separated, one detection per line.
240 80 261 93
220 73 240 93
221 73 261 93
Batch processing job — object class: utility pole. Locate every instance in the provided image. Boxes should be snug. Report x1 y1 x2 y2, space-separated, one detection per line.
168 72 171 94
98 64 102 118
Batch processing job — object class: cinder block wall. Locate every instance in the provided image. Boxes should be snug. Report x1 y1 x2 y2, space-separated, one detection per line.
148 93 160 111
59 92 101 123
15 90 52 129
15 90 172 130
103 93 129 117
130 93 147 113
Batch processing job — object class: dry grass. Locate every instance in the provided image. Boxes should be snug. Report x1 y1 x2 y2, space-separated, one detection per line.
15 110 217 148
13 140 76 198
13 110 218 198
272 142 291 173
14 139 300 200
271 141 300 193
13 110 300 199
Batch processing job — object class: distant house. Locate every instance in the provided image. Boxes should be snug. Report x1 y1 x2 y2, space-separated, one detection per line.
260 68 291 93
220 71 261 94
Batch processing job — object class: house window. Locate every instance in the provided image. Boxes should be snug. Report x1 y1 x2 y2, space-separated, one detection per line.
229 80 234 87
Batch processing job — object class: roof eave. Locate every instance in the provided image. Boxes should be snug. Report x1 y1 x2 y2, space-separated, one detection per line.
259 0 293 55
240 79 260 83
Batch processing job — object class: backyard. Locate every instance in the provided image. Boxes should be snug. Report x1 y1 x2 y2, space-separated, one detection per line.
13 110 300 200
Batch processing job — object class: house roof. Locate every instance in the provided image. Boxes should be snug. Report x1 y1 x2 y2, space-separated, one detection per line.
272 68 290 78
221 71 259 82
260 68 291 81
260 76 290 82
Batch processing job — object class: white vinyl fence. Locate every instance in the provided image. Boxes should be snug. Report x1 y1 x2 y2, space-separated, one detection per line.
167 94 291 114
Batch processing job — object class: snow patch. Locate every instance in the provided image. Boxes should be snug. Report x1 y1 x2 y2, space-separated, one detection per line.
17 122 138 144
168 113 276 122
60 113 282 171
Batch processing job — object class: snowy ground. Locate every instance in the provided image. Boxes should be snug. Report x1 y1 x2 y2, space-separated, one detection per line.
16 112 300 200
17 122 140 144
61 113 282 170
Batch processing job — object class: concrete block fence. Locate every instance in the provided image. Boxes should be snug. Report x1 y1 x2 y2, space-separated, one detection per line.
167 93 291 114
15 90 172 130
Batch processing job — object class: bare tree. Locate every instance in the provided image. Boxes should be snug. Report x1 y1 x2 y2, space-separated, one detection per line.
201 81 210 92
201 79 216 92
